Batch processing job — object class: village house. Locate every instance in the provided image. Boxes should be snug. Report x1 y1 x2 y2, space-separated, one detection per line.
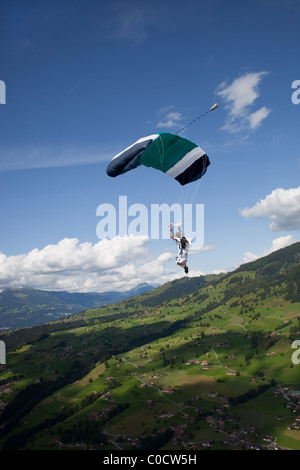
159 412 174 418
217 420 225 432
263 434 274 442
206 416 216 425
164 387 175 394
226 415 234 422
202 440 211 447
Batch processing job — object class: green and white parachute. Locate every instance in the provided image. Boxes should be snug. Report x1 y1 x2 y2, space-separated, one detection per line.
106 132 210 186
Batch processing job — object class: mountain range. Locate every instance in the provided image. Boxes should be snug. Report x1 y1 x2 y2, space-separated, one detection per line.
0 283 157 330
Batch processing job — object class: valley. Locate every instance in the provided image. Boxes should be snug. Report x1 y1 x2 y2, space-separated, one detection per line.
0 243 300 450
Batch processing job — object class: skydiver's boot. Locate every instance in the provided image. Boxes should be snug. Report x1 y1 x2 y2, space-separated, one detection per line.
184 266 188 274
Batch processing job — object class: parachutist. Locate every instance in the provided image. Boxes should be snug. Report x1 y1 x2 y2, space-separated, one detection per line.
170 224 189 274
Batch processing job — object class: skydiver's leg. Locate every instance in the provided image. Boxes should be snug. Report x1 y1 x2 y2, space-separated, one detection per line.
176 261 188 274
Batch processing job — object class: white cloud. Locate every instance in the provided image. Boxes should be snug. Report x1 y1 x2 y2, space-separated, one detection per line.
242 251 259 264
0 236 181 293
189 243 216 254
241 235 297 266
156 106 183 130
267 235 296 254
0 235 218 292
216 71 271 133
248 106 271 130
0 144 112 171
157 112 182 129
240 187 300 231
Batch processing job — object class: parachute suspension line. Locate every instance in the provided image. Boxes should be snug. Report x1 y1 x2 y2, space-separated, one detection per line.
175 103 219 135
156 134 165 165
179 186 185 215
179 185 187 214
189 178 202 204
156 134 175 206
184 184 190 205
175 103 218 208
179 177 201 219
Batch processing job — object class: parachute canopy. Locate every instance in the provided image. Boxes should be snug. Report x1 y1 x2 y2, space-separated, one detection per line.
106 133 210 186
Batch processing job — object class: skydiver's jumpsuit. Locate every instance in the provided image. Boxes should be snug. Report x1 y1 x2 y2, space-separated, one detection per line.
174 236 188 267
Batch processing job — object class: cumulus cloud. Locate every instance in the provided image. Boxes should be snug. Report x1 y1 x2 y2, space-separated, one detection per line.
267 235 297 253
189 243 216 255
156 106 183 129
241 235 297 265
0 236 178 292
242 251 259 264
240 187 300 231
216 71 271 133
248 106 271 130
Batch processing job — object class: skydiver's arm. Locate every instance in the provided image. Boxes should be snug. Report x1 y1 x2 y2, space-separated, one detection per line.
169 225 176 240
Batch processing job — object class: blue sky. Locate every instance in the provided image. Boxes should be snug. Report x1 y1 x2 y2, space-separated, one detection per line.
0 0 300 292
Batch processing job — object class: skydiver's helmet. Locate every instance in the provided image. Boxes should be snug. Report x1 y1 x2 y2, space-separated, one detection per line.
175 232 181 239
